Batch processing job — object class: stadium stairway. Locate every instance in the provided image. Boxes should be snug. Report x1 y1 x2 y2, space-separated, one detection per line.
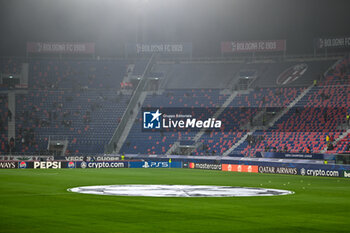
7 92 15 141
0 93 8 154
320 128 350 153
267 84 314 127
106 54 156 154
165 90 239 155
230 55 350 156
193 90 239 141
334 132 350 152
120 88 230 155
111 91 148 153
223 131 253 156
223 84 314 156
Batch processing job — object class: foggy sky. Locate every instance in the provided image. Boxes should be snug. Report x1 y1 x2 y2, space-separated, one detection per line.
0 0 349 56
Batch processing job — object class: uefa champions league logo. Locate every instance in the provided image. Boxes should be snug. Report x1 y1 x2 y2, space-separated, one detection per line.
143 109 162 129
68 185 294 197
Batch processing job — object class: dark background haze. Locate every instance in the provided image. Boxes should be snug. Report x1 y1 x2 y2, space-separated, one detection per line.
1 0 349 57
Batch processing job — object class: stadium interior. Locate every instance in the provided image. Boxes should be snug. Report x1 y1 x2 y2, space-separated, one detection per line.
0 54 349 157
1 1 350 233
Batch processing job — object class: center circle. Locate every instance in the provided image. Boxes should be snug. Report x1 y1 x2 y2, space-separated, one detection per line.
68 185 294 197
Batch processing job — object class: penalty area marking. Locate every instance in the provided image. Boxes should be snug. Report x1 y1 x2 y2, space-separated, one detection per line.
68 185 294 197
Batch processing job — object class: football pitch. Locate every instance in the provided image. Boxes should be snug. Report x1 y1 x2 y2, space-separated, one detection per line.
0 168 349 233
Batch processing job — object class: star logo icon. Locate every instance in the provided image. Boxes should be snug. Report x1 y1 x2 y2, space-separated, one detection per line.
143 109 162 129
150 109 162 122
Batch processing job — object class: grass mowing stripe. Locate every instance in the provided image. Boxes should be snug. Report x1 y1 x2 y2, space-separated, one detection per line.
0 168 349 233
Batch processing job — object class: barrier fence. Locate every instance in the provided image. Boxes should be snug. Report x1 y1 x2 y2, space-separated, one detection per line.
1 159 350 178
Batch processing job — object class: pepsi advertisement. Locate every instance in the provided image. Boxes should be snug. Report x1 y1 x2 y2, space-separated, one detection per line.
18 161 34 169
18 161 76 169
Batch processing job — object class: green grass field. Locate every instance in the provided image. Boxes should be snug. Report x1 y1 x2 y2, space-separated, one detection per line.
0 168 349 233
